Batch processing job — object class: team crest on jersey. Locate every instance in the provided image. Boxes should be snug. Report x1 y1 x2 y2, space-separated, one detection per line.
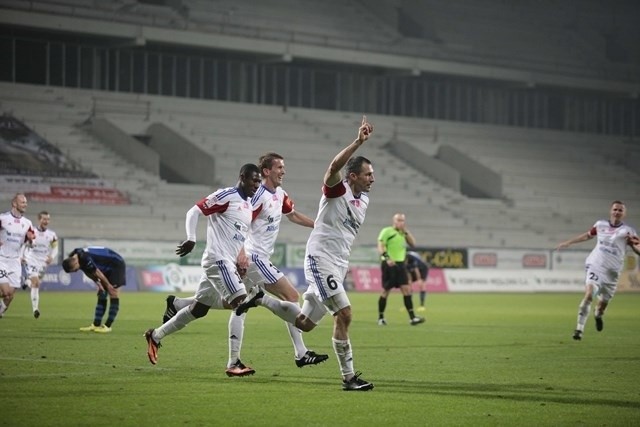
350 199 361 208
272 194 279 201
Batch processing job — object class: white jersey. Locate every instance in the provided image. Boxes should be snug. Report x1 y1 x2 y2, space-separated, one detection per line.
305 180 369 268
0 211 34 260
196 186 253 267
23 227 58 269
585 220 637 273
246 184 294 258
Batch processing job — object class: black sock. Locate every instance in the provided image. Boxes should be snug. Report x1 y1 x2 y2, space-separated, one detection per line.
420 291 426 306
378 296 387 319
404 295 415 319
93 292 108 326
105 298 119 328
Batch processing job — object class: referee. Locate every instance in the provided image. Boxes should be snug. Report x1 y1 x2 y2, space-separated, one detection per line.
376 213 425 326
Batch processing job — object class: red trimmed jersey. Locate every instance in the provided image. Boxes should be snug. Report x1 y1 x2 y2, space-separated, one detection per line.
246 184 294 258
305 180 369 267
196 186 253 267
23 227 58 269
0 211 34 260
585 220 638 273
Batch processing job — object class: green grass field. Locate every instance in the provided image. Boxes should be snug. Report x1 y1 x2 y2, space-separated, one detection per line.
2 291 640 426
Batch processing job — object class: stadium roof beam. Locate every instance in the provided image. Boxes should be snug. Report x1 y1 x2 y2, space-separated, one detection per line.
258 53 293 64
0 8 638 97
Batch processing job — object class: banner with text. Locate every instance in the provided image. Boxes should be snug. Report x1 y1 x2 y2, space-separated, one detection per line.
445 269 584 292
350 267 449 293
28 186 129 205
468 248 550 269
418 247 468 269
1 175 128 204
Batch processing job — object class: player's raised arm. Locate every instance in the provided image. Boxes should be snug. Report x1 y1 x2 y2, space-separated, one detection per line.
555 230 593 251
324 115 373 187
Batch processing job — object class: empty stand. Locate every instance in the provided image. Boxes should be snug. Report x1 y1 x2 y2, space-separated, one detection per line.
400 117 640 244
2 82 638 250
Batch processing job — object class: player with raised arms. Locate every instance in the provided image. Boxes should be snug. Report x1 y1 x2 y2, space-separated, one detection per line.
236 116 376 391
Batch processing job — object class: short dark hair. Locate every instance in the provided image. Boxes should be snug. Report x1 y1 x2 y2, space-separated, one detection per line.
239 163 260 178
345 156 372 176
612 200 625 206
62 257 73 273
258 152 284 172
38 211 49 219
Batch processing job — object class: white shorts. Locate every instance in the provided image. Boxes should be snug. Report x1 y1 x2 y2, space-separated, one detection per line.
585 264 618 302
24 261 47 279
244 253 285 290
302 254 351 322
301 290 351 324
304 254 349 300
0 257 22 289
195 260 246 307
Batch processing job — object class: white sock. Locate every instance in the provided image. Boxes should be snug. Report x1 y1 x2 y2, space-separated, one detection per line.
0 300 6 316
173 296 195 311
154 306 196 341
286 322 308 359
332 338 353 378
576 300 590 331
261 294 300 324
228 312 246 366
594 305 604 318
31 287 39 311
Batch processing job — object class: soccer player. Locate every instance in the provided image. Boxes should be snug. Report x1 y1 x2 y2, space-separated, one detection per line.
376 213 425 326
406 250 429 312
144 163 262 369
0 193 35 318
163 154 328 375
236 152 328 370
63 246 126 333
555 200 640 340
20 211 58 318
236 116 376 391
